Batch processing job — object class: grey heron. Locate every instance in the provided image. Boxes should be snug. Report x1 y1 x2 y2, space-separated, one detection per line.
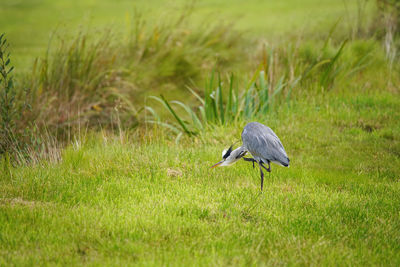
211 122 290 190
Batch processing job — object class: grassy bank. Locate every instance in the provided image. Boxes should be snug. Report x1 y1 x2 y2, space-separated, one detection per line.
1 0 400 265
1 88 399 265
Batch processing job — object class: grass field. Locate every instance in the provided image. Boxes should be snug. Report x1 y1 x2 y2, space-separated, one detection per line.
1 0 372 71
1 0 400 266
1 90 399 265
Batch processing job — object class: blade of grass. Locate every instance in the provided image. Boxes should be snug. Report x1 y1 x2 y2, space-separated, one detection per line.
171 100 203 131
145 106 160 121
186 85 205 105
159 95 195 136
146 120 181 134
320 39 348 87
217 73 224 124
204 71 215 122
246 62 264 90
226 73 234 123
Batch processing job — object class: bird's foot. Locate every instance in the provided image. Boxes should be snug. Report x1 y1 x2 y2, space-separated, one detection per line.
260 162 271 172
243 157 257 168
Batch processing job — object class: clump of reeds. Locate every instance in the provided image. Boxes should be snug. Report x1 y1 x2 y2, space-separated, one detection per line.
19 10 245 140
146 38 376 140
0 34 32 173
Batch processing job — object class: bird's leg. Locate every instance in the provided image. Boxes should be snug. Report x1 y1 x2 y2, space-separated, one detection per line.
260 161 271 172
243 157 256 168
268 161 271 180
243 157 256 162
259 163 264 191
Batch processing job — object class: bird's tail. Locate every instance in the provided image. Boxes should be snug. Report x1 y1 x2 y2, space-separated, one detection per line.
283 157 290 167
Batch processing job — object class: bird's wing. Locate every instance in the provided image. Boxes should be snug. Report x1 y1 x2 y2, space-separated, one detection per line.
242 122 289 165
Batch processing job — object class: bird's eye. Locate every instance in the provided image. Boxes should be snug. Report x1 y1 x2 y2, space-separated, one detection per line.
222 145 233 159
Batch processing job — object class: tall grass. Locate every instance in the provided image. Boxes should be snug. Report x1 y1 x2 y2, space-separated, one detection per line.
147 68 300 139
5 6 395 161
0 33 16 156
14 10 245 143
125 10 243 86
0 34 32 173
146 39 376 138
373 0 400 75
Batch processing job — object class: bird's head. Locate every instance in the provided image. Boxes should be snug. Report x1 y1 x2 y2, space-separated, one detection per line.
211 144 246 168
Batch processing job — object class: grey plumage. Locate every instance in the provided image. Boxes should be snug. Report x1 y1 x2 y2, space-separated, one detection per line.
241 122 289 167
211 121 290 191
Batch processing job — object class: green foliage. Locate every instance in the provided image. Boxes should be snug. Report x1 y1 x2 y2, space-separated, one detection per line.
147 38 378 138
148 68 300 138
0 88 399 264
0 33 16 155
0 34 31 170
126 10 242 85
1 150 11 178
373 0 400 63
4 5 392 148
28 30 132 132
319 39 348 88
0 0 378 71
17 10 245 140
376 0 400 34
0 1 399 265
299 25 376 90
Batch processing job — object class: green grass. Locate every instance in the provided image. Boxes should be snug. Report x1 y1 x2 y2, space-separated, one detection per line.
1 87 399 265
1 0 400 265
1 0 374 71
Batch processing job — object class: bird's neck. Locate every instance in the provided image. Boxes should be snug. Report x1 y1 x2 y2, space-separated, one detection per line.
231 146 247 159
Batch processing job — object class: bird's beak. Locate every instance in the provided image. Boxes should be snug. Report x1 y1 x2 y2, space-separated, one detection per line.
210 160 224 169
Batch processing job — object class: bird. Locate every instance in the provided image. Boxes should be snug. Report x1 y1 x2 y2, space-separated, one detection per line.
211 122 290 191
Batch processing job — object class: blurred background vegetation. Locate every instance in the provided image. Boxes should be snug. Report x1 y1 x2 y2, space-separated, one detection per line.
0 0 399 163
